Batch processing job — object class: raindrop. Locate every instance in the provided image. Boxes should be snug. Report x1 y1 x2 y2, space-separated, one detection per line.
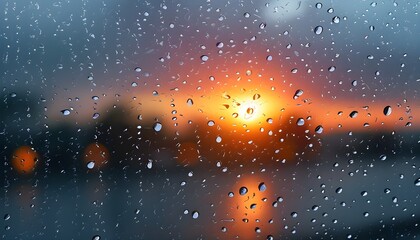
351 80 358 86
336 187 343 194
216 136 222 143
169 23 175 28
369 25 375 31
315 125 324 134
327 8 334 13
415 177 420 187
314 26 323 35
332 16 340 23
253 93 261 100
228 192 234 197
186 98 194 106
4 214 10 221
244 12 250 18
328 66 336 72
87 161 95 169
349 111 358 118
258 182 267 192
192 211 199 219
135 67 142 73
315 2 323 9
246 107 254 115
255 227 261 233
259 22 267 29
61 109 71 116
87 76 94 81
201 55 209 62
152 90 159 96
379 154 387 161
207 120 215 127
153 122 163 132
293 89 304 100
147 160 153 169
296 118 305 126
291 212 298 218
216 42 224 48
383 106 392 116
92 113 100 119
221 227 227 233
291 68 298 73
92 96 99 101
361 191 368 196
266 55 273 61
92 236 101 240
239 186 248 195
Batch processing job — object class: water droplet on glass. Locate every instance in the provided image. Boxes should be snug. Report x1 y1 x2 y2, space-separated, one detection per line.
147 160 153 169
153 122 163 132
152 90 159 96
216 42 224 48
135 67 142 73
92 113 100 119
4 214 10 221
379 154 387 161
87 161 95 169
293 89 304 100
315 125 324 134
216 136 222 143
315 2 323 9
296 118 305 126
361 191 368 196
253 93 261 100
266 55 273 61
258 182 267 192
328 66 336 72
244 12 250 18
415 177 420 187
369 25 375 31
351 80 358 86
291 212 298 218
228 192 234 197
314 26 323 35
186 98 194 106
327 8 334 13
383 106 392 116
207 120 215 127
87 76 94 81
201 55 209 62
221 227 227 232
61 109 71 116
239 186 248 195
291 68 298 73
332 16 340 23
349 111 358 118
92 235 101 240
259 22 267 29
192 211 199 219
336 187 343 194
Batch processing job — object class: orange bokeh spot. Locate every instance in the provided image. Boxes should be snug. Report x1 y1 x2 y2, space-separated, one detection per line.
11 146 39 175
83 143 110 170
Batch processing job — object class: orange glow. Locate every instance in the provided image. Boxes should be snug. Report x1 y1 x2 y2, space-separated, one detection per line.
218 176 276 239
11 146 39 175
83 143 110 170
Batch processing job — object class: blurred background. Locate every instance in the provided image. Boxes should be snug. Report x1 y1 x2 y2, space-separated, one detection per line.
1 0 420 239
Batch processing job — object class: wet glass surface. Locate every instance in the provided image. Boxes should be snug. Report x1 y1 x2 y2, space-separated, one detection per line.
2 1 420 239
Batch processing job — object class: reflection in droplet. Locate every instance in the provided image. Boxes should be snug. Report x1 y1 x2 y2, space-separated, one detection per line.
186 98 194 106
258 182 267 192
315 125 324 134
415 177 420 187
239 186 248 195
314 26 323 35
207 120 215 127
349 111 358 118
296 118 305 126
192 211 199 219
153 122 163 132
293 89 304 100
87 161 95 169
383 106 392 116
259 22 267 29
201 55 209 62
315 2 323 9
61 109 71 116
216 136 222 143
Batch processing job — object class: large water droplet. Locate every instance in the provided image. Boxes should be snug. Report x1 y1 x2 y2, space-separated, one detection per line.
315 125 324 134
349 111 358 118
87 161 95 169
415 177 420 187
216 136 222 143
314 26 323 35
192 211 199 219
61 109 71 116
186 98 194 106
201 55 209 62
153 122 163 132
296 118 305 126
258 182 267 192
293 89 304 100
135 67 142 73
239 186 248 195
92 113 100 119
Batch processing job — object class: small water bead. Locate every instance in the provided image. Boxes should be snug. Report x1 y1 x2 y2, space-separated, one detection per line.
207 120 215 127
192 211 199 219
239 186 248 195
327 8 334 13
216 136 222 143
259 22 267 29
92 113 100 119
379 154 387 161
216 42 224 48
244 12 250 18
291 212 298 218
228 192 234 197
415 177 420 187
336 187 343 194
351 80 358 86
315 2 323 9
92 236 101 240
153 122 163 132
4 214 10 221
186 98 194 106
314 26 323 35
332 16 340 23
134 67 142 72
